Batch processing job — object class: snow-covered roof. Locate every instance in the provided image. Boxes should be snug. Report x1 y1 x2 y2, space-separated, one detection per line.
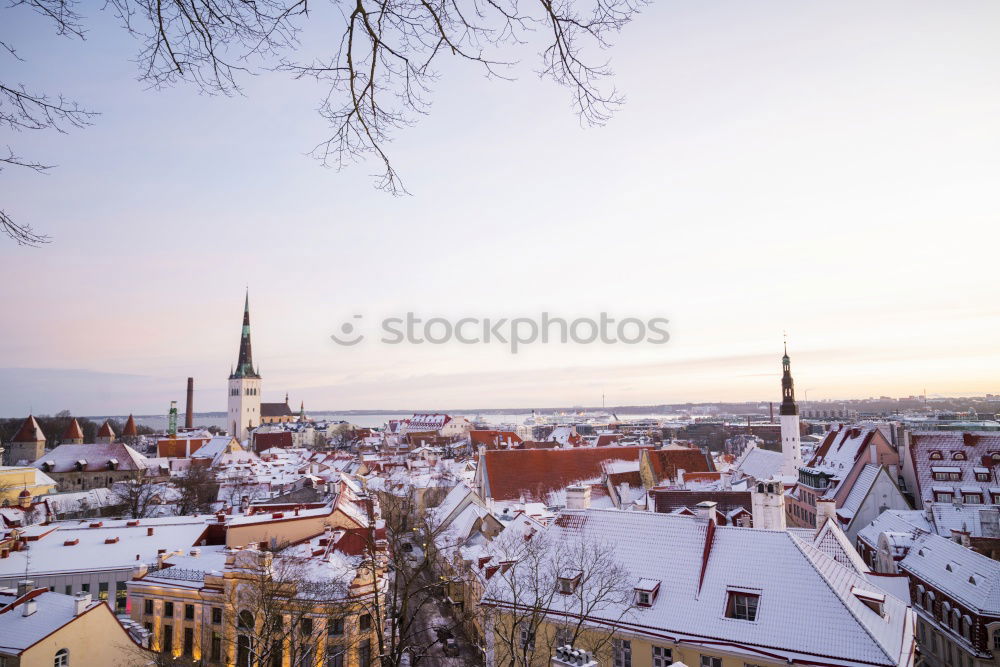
900 530 1000 615
32 443 148 473
0 588 104 651
732 445 784 483
484 509 913 666
838 464 881 520
0 516 211 579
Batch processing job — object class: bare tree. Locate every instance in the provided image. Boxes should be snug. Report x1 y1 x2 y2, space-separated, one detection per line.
480 525 634 666
112 470 160 519
172 463 220 515
2 0 643 242
221 548 353 667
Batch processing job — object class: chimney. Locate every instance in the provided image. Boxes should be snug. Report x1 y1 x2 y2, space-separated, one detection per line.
676 468 686 487
695 500 718 525
22 598 37 617
565 485 591 510
870 442 878 465
951 529 972 548
17 580 34 597
769 402 774 423
815 498 837 529
147 527 154 536
74 593 91 617
750 480 787 531
185 377 194 429
720 471 732 491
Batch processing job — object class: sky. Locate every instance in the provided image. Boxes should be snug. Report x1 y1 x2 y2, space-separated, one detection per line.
2 1 1000 416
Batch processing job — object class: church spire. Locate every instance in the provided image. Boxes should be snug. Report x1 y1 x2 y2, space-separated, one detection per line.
230 290 260 379
779 342 798 416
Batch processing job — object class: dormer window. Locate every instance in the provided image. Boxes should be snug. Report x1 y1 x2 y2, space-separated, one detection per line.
852 586 885 617
634 579 661 608
725 589 760 621
930 451 943 460
557 571 582 595
953 452 967 461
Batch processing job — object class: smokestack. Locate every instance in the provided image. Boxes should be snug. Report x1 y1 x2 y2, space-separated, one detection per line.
185 377 194 429
769 402 774 423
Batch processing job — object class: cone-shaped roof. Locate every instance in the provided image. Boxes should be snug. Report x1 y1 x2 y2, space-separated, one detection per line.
62 418 84 441
122 414 138 437
97 419 116 438
230 290 260 379
13 415 45 443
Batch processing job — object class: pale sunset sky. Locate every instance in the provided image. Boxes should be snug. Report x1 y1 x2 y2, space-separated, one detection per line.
2 1 1000 415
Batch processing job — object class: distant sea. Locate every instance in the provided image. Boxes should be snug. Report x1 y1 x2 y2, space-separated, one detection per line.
115 411 685 432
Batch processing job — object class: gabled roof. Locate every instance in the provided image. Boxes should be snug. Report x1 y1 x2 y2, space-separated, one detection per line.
481 446 650 502
651 490 751 517
12 416 45 443
61 418 84 441
261 402 295 418
0 588 104 651
732 444 784 482
838 464 881 520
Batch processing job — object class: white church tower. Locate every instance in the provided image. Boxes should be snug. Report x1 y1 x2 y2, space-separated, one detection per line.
778 343 803 477
227 292 261 442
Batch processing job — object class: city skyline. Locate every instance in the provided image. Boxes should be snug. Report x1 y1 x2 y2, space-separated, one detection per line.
4 1 1000 414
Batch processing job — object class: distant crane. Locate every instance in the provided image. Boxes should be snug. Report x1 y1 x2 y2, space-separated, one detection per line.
168 400 178 437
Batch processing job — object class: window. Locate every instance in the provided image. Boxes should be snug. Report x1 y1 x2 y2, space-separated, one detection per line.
993 630 1000 650
183 627 194 656
301 618 314 635
211 633 222 662
358 640 372 667
519 625 535 651
701 656 722 667
116 586 127 612
953 452 967 460
328 617 344 636
212 607 222 624
165 601 175 617
98 582 108 601
964 493 983 504
144 599 154 615
359 613 372 631
163 625 174 654
613 639 632 667
930 451 943 460
64 586 72 596
185 604 195 620
327 646 345 667
54 649 70 667
976 473 990 482
555 627 573 648
652 646 672 667
935 492 954 503
81 583 89 593
726 592 760 621
637 591 651 606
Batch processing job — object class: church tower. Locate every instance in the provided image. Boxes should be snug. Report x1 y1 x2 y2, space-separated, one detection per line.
227 292 261 442
779 343 803 477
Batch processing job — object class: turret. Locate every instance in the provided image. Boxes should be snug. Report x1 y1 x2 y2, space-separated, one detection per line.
779 344 802 477
96 419 115 445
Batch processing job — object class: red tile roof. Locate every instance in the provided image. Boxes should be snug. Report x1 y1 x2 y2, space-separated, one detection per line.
61 418 84 441
122 414 138 437
643 448 714 484
482 446 651 501
253 431 294 452
12 416 45 443
470 430 523 448
97 419 115 438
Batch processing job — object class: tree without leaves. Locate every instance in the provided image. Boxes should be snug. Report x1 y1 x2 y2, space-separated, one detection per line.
479 527 634 666
171 462 220 515
111 469 161 519
2 0 643 243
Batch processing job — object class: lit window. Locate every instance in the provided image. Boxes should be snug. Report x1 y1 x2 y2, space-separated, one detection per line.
726 592 760 621
54 649 69 667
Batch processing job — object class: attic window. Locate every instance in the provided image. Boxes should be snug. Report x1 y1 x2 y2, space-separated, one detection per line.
953 452 967 461
557 571 582 595
724 590 760 621
634 579 661 607
930 451 943 460
946 563 953 572
852 587 885 617
970 575 977 585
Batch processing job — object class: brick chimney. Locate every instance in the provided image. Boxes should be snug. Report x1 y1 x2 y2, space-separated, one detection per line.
185 377 195 430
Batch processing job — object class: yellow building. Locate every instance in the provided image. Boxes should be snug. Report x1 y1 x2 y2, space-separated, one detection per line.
0 466 57 506
0 585 149 666
127 537 384 667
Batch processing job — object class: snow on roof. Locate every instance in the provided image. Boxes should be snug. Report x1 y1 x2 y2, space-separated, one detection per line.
856 509 932 550
732 445 784 482
909 431 1000 504
484 509 912 666
0 516 211 578
808 426 880 477
838 464 881 520
900 530 1000 615
191 435 242 462
0 589 103 650
31 443 147 473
